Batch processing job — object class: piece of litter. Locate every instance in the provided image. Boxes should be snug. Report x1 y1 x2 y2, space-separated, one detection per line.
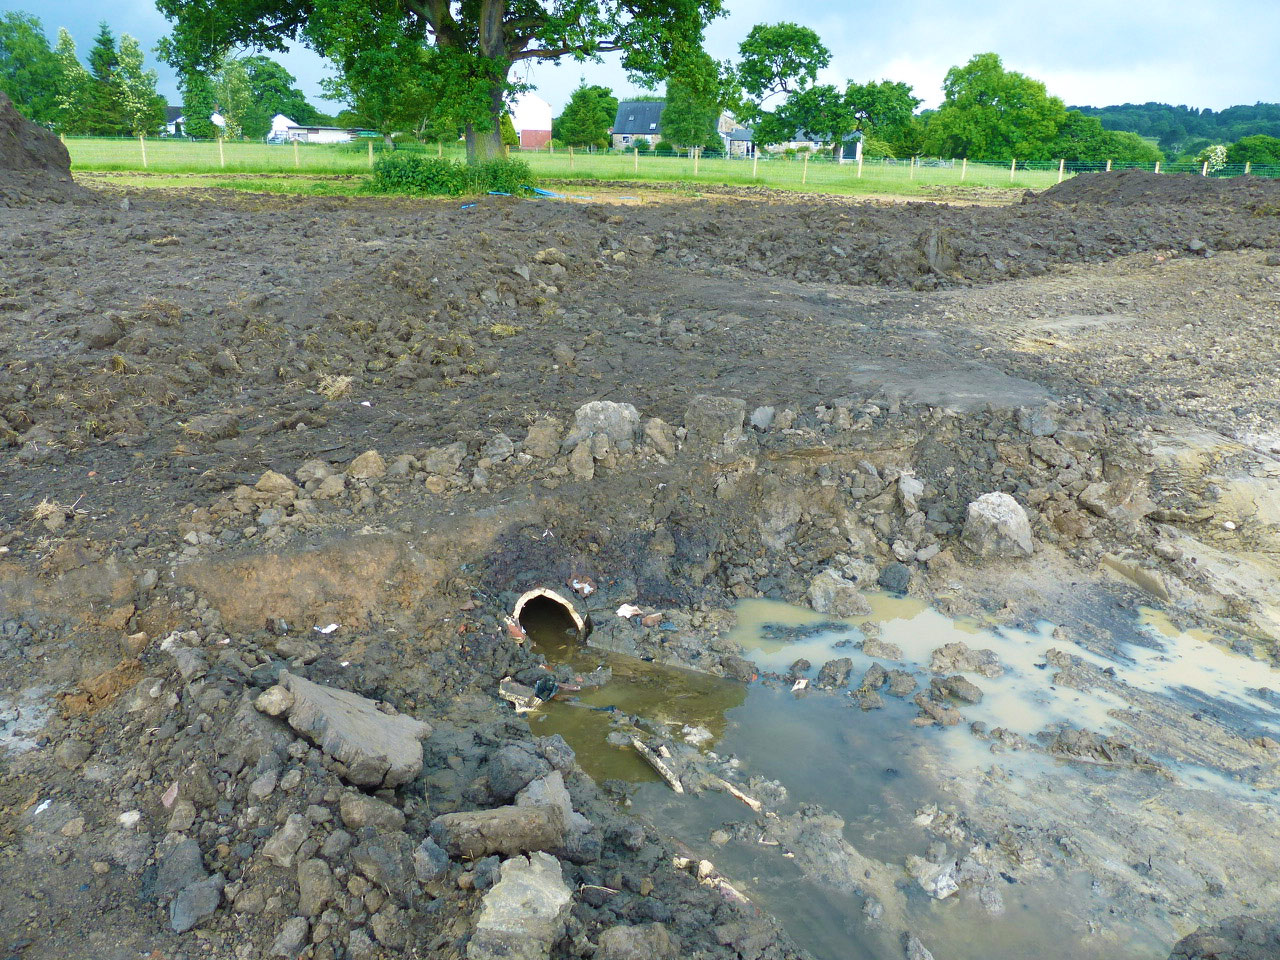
460 202 478 209
160 782 179 808
118 810 141 828
569 577 596 597
499 677 544 714
631 737 683 793
33 799 51 815
360 401 372 407
504 616 528 643
791 678 809 692
314 623 340 635
616 604 643 619
340 660 350 667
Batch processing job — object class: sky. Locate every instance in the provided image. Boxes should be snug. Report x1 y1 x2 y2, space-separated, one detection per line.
5 0 1279 115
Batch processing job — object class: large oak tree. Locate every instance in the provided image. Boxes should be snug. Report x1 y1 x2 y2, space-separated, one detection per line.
157 0 724 161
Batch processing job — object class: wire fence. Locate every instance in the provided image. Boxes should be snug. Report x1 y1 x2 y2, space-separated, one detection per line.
63 136 1280 194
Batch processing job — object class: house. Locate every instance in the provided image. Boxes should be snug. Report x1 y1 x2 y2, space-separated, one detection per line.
266 114 296 141
510 93 553 150
725 126 755 157
611 101 664 150
163 108 227 137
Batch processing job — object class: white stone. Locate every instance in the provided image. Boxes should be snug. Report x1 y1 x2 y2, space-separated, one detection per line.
961 492 1034 558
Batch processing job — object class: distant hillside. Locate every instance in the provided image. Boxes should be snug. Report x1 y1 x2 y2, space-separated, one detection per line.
1071 102 1280 154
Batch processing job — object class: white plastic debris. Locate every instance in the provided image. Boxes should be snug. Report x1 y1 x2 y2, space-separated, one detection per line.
616 604 643 619
33 799 51 815
118 810 141 829
791 678 809 692
570 577 596 597
313 623 340 635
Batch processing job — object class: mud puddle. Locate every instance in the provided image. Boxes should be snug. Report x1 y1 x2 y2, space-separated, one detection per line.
521 593 1280 959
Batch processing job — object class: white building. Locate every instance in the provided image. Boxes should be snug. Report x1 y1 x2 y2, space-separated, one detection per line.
510 92 553 149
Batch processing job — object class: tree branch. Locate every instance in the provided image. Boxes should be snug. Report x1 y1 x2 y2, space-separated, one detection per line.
511 41 621 61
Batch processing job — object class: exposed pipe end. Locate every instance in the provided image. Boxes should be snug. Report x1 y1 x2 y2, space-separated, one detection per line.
513 587 592 640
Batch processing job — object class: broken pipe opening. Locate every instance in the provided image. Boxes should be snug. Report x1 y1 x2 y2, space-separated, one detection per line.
512 587 592 641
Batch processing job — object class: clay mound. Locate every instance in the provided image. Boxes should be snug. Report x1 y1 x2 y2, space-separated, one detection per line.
0 89 88 206
1035 167 1280 208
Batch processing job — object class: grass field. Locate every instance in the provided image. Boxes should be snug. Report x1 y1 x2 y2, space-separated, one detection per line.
65 136 1280 200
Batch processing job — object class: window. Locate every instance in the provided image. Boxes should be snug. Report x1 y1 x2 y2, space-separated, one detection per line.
628 114 635 121
621 135 630 143
649 123 657 130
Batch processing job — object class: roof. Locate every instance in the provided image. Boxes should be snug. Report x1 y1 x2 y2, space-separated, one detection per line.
613 101 665 136
726 127 754 142
165 105 183 123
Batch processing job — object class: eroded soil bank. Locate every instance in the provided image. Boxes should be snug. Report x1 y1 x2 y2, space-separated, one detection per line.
3 167 1280 960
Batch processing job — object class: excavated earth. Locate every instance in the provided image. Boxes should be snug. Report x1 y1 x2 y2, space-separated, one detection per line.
4 135 1280 960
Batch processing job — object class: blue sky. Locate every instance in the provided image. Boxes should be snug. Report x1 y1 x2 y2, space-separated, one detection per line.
5 0 1278 114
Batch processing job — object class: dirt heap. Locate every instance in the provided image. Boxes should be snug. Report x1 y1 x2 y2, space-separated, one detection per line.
0 89 85 206
1035 166 1280 208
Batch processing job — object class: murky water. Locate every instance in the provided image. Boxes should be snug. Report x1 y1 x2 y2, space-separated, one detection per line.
521 594 1280 960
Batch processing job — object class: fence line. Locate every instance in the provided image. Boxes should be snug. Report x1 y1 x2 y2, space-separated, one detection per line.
60 136 1280 190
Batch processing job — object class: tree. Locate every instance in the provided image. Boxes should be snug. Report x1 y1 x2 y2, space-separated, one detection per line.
52 28 91 134
212 58 255 138
660 71 720 150
1227 134 1280 166
0 12 62 125
180 70 218 139
213 55 329 139
926 53 1066 160
157 0 726 163
1048 111 1161 163
556 83 617 148
115 34 166 136
734 22 828 107
846 80 919 143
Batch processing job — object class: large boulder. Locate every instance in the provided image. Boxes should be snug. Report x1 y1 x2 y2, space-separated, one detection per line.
596 923 681 960
562 401 640 449
257 672 432 788
807 569 870 617
684 395 746 445
467 853 573 960
961 492 1034 557
1167 914 1280 960
430 804 567 860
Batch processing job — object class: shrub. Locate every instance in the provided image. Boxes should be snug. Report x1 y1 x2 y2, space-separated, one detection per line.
369 154 535 195
654 140 676 156
633 139 651 153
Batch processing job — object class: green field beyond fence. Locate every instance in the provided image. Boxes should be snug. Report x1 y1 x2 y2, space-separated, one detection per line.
64 136 1280 195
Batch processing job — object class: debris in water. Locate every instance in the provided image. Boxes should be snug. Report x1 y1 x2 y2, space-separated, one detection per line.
499 677 544 714
672 856 749 903
630 736 684 793
709 776 763 813
791 678 809 692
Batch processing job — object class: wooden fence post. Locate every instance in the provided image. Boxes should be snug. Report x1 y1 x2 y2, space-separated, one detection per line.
293 139 299 168
1154 160 1160 174
1106 158 1112 172
634 147 639 173
1010 158 1016 182
752 151 758 179
1245 161 1252 175
218 137 225 169
1201 161 1209 177
802 152 808 184
368 140 374 167
960 157 967 181
569 145 574 170
139 135 148 169
857 155 863 178
909 157 916 180
694 147 700 175
1057 158 1065 183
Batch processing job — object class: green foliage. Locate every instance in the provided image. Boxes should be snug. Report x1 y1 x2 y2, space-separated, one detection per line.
1197 143 1227 173
0 12 62 125
927 52 1066 160
861 136 895 159
369 153 534 195
633 138 651 153
52 28 90 134
1049 111 1162 163
654 139 677 155
181 71 218 139
114 34 166 135
1075 102 1280 156
499 113 519 147
556 83 618 148
1226 135 1280 165
661 54 723 149
157 0 725 163
733 22 829 104
214 55 327 139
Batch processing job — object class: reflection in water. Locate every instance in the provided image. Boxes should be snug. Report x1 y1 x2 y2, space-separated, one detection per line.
520 592 1266 960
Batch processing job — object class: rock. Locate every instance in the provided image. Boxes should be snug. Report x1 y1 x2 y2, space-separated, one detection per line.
466 852 573 960
80 315 124 349
296 460 334 484
904 933 937 960
339 793 406 832
347 450 387 479
350 835 415 904
516 771 590 834
961 492 1034 558
1166 913 1280 960
862 638 903 660
248 769 278 800
886 670 917 697
930 642 1004 678
482 433 514 462
54 738 92 768
563 401 640 449
938 675 984 704
184 413 239 440
212 349 241 375
297 859 335 917
898 473 925 512
816 658 854 690
430 804 567 860
269 671 431 788
387 453 416 477
413 836 450 881
596 922 681 960
262 814 309 868
906 855 960 899
749 406 776 431
489 744 553 802
807 569 870 617
255 470 297 497
321 829 352 860
169 874 224 933
270 917 310 957
877 562 911 594
524 419 562 459
642 418 677 457
684 395 746 445
371 905 409 948
254 684 294 716
419 441 467 475
170 647 207 681
154 835 209 899
315 474 346 499
167 800 197 833
347 929 378 959
568 442 595 481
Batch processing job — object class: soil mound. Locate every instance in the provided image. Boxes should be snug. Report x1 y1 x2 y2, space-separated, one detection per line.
0 89 87 206
1035 167 1280 208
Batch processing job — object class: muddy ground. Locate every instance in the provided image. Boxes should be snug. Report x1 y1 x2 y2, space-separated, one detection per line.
3 153 1280 960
